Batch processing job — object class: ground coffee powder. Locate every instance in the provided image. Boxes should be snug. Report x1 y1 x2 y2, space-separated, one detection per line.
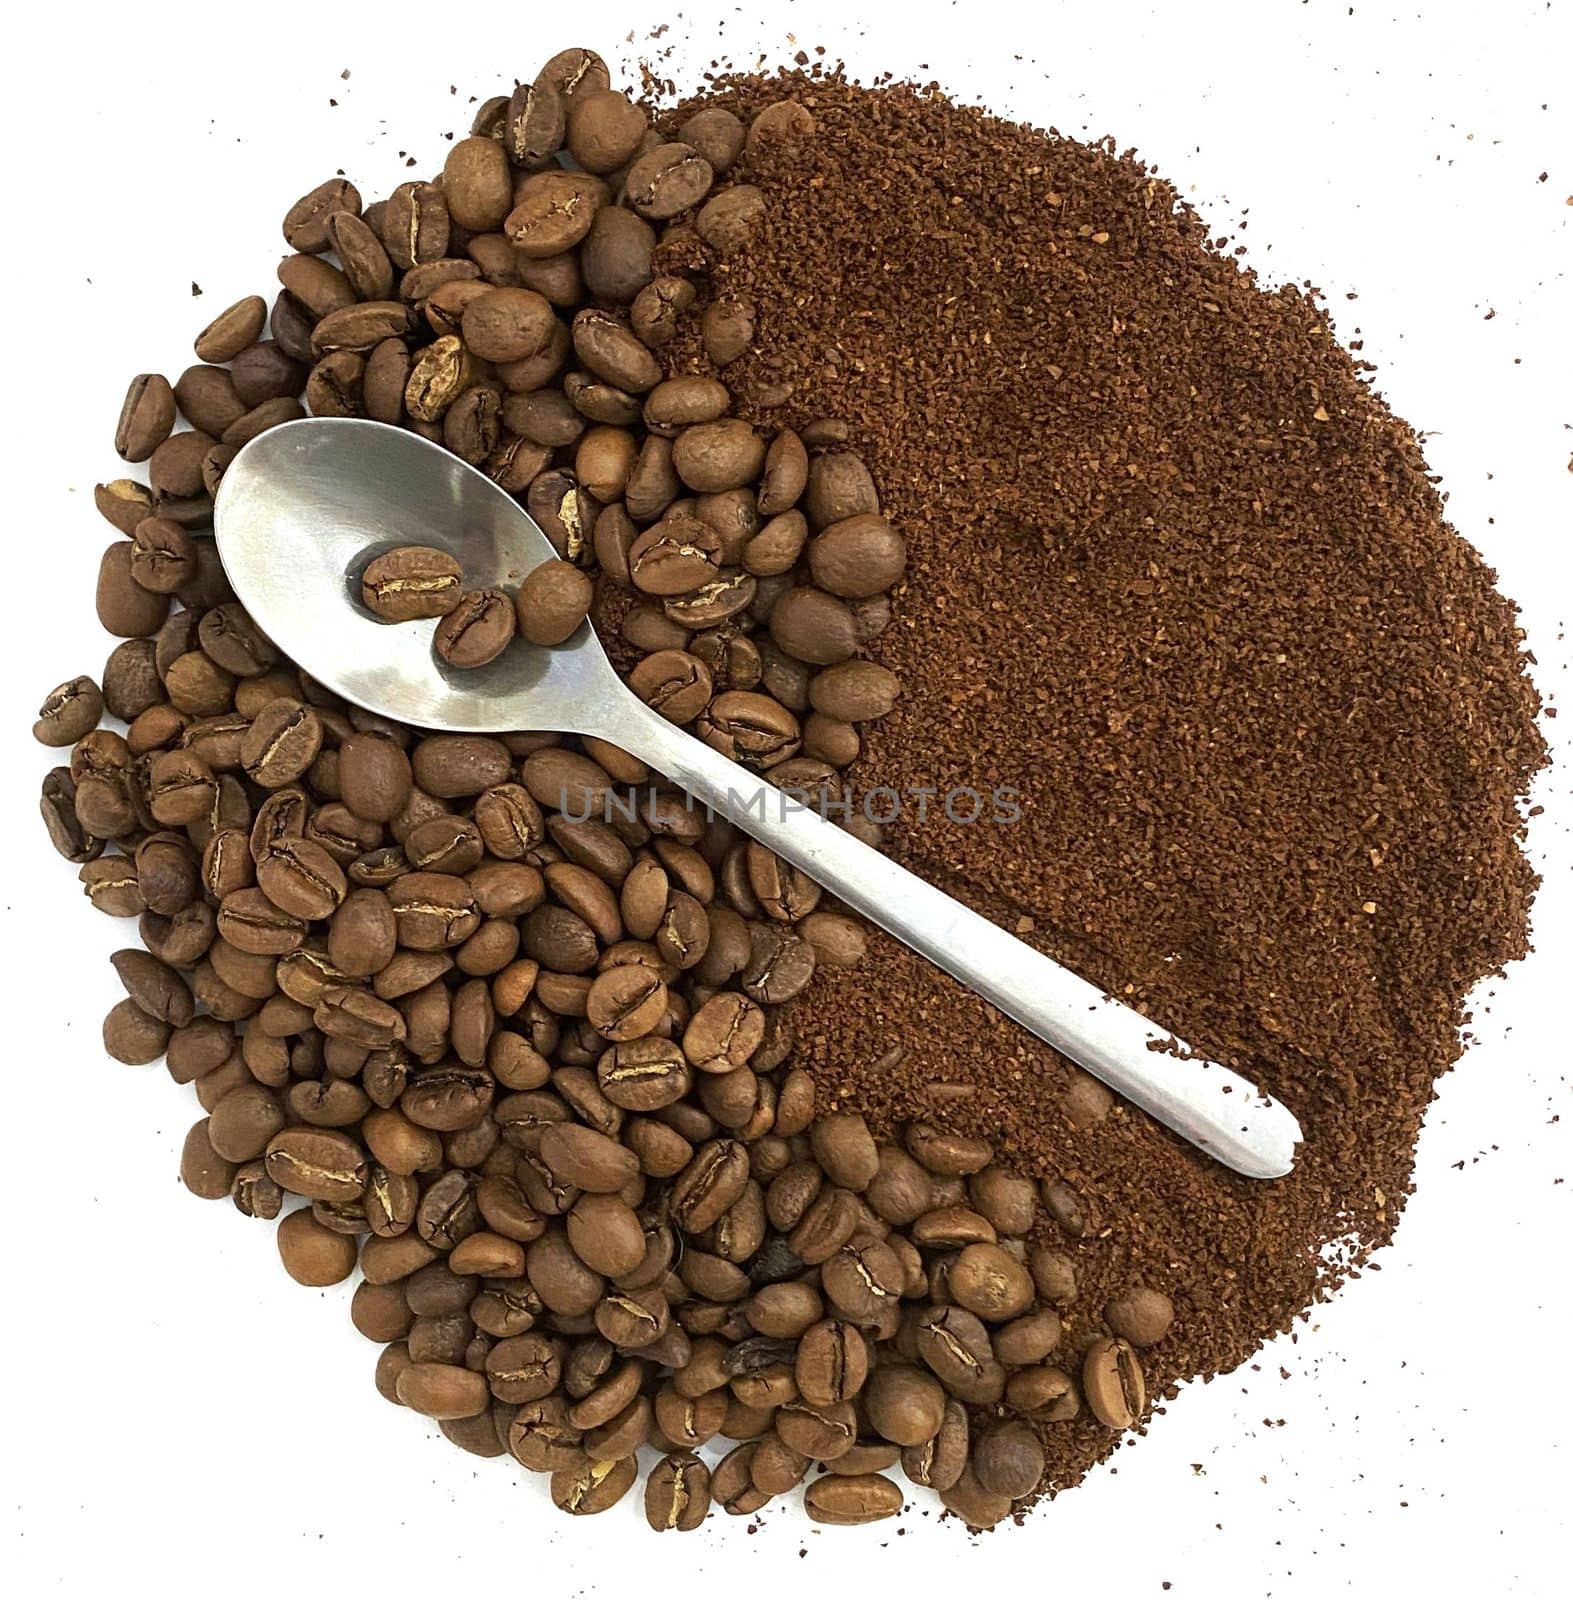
657 71 1548 1499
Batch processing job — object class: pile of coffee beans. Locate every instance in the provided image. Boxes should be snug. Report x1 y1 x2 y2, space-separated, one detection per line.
35 46 1174 1532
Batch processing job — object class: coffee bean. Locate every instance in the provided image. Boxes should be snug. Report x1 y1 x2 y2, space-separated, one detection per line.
33 676 103 747
766 586 859 666
584 966 667 1042
359 546 463 622
280 1209 363 1286
803 1472 902 1526
948 1241 1036 1322
645 1451 710 1531
540 1123 638 1193
515 559 593 648
174 365 246 436
412 735 512 799
939 1465 1013 1531
96 542 171 638
438 135 512 232
1104 1285 1175 1347
807 514 907 598
264 1127 367 1204
506 171 605 259
550 1455 637 1515
795 1319 869 1406
625 143 714 221
1004 1365 1080 1421
434 589 516 669
894 1398 965 1491
672 420 765 494
241 700 323 790
103 996 170 1064
907 1123 995 1176
397 1361 490 1420
915 1305 1006 1403
972 1420 1046 1500
195 605 275 679
114 374 176 462
194 295 268 363
1083 1335 1146 1429
621 649 707 725
180 1118 236 1200
283 177 361 253
111 947 194 1026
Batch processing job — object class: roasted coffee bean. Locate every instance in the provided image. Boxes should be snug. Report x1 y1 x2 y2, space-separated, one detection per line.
33 676 103 747
540 1123 638 1193
573 309 661 394
795 1319 869 1406
241 700 323 790
644 1451 710 1532
907 1123 995 1177
948 1242 1036 1322
126 517 197 594
111 948 194 1026
803 1473 903 1526
283 177 361 253
550 1455 637 1516
502 79 564 169
625 143 713 221
767 586 859 666
625 650 711 725
96 541 171 637
194 295 268 363
1104 1286 1175 1347
434 589 516 669
939 1465 1013 1531
694 185 765 256
900 1399 969 1491
805 450 880 530
672 105 740 172
506 171 604 258
702 294 756 366
103 997 170 1064
580 208 656 305
915 1305 1005 1403
257 835 346 921
115 373 177 462
972 1421 1046 1500
361 546 463 622
264 1127 367 1203
280 1209 363 1286
807 514 907 599
672 420 766 494
441 136 514 232
397 1362 490 1421
179 1118 236 1200
1083 1336 1146 1429
516 559 593 647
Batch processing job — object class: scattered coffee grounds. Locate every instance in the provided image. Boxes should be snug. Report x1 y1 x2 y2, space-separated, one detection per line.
656 72 1549 1498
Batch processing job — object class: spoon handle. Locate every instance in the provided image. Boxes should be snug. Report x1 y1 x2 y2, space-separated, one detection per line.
599 698 1301 1179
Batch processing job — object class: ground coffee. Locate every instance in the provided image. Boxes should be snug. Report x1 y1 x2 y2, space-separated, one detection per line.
657 70 1548 1499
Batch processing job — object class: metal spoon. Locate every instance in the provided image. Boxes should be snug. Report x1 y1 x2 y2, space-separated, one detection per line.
215 418 1302 1179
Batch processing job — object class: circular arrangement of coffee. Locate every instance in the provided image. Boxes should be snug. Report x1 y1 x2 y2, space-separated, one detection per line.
33 44 1544 1533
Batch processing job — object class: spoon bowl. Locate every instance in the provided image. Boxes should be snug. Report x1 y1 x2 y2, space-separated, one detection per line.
216 417 619 732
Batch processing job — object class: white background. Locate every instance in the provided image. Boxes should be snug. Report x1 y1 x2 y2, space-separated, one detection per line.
3 1 1569 1593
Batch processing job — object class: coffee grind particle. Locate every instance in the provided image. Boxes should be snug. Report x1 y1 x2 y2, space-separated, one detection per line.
659 72 1547 1500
